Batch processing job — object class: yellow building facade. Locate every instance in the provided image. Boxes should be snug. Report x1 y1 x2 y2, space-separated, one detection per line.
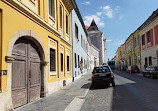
0 0 73 110
133 29 141 68
125 30 141 67
125 33 134 66
115 46 121 67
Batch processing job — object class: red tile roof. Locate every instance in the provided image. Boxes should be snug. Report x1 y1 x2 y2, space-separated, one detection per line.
85 25 89 30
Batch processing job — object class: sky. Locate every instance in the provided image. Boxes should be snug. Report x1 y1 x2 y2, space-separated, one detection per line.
75 0 158 60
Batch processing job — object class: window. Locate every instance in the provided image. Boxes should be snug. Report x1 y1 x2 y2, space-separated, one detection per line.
142 34 145 45
93 67 110 73
50 48 56 71
0 10 1 90
75 23 78 40
67 55 70 72
135 56 137 64
60 4 63 29
134 37 136 46
81 35 83 47
75 53 77 68
78 55 80 68
49 0 55 18
30 0 36 4
137 35 140 45
84 59 86 68
147 31 151 43
149 56 152 66
61 53 63 72
66 13 69 34
145 57 148 67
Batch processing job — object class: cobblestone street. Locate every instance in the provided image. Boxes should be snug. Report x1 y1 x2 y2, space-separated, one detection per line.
81 70 158 111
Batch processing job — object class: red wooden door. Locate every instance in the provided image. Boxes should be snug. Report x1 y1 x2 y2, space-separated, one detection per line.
12 38 41 108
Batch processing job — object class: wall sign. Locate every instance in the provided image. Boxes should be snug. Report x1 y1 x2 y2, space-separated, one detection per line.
0 70 7 75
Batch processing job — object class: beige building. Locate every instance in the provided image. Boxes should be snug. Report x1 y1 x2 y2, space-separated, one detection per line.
125 33 134 66
133 29 141 69
115 46 121 68
139 9 158 71
120 43 126 65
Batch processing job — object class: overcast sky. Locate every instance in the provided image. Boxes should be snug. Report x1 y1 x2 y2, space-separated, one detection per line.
76 0 158 60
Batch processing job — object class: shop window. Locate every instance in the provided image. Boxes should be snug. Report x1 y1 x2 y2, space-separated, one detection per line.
60 4 63 29
145 57 148 67
66 13 69 34
50 48 56 72
149 56 152 66
49 0 55 19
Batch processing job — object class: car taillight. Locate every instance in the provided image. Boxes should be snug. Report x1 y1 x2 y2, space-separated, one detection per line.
111 73 114 77
92 75 94 79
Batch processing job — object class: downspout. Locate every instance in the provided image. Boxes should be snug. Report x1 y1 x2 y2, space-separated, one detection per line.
0 10 2 92
71 12 74 82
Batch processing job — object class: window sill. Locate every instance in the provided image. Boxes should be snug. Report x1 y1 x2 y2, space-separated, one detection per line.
49 15 56 23
67 71 71 74
49 72 57 76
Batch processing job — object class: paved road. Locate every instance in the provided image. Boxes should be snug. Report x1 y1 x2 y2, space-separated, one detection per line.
81 70 158 111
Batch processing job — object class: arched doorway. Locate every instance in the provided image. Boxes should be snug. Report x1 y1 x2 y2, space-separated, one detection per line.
11 38 42 108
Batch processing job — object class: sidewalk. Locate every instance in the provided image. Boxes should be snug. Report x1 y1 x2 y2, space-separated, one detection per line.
15 72 91 111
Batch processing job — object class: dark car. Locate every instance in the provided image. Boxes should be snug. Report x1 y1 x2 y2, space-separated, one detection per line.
117 65 122 71
91 66 115 88
143 66 158 79
121 65 128 71
127 65 140 73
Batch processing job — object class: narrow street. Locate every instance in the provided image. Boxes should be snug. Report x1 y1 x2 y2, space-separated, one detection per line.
81 70 158 111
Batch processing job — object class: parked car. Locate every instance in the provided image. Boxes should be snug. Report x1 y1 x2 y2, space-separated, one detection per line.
121 65 128 71
91 66 115 88
117 65 122 71
143 66 158 79
127 65 140 73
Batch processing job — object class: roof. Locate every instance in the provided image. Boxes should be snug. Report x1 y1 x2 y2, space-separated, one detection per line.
62 0 74 12
139 8 158 30
85 25 89 30
87 20 99 31
72 0 88 36
88 30 103 49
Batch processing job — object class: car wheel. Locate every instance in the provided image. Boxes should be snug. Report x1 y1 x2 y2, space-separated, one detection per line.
151 74 155 79
91 82 95 89
143 73 146 77
111 81 115 87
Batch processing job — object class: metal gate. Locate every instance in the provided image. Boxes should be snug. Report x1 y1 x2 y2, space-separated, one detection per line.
12 38 41 108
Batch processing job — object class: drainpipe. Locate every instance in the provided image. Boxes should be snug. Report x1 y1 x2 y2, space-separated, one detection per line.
71 12 74 82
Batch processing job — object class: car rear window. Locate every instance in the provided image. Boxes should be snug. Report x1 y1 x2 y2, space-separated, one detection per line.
93 67 110 73
132 66 138 68
154 67 158 71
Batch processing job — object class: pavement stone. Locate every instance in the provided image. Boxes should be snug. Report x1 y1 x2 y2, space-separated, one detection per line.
15 72 92 111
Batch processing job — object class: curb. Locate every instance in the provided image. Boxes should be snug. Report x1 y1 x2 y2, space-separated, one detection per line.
64 82 91 111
